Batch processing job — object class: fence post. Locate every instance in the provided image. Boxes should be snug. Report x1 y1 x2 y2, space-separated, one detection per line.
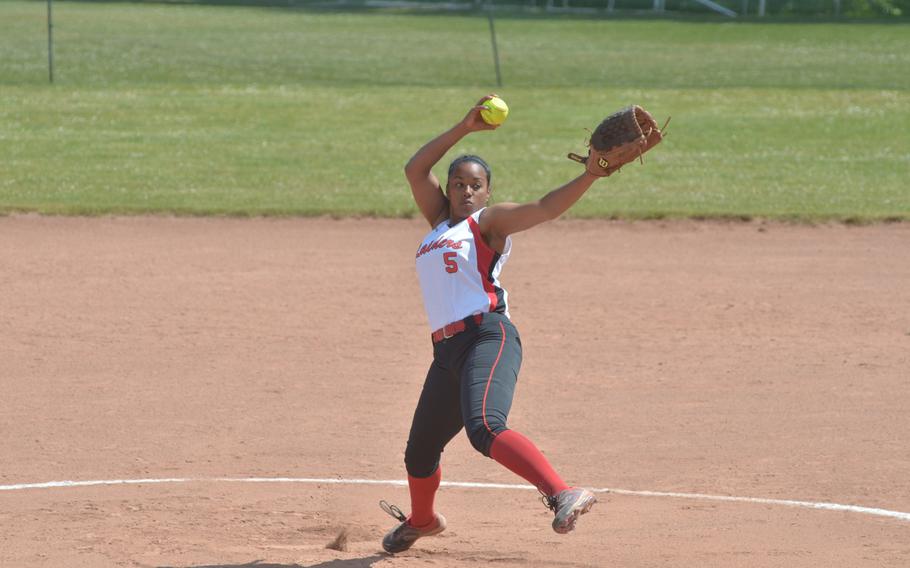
47 0 54 83
486 0 502 88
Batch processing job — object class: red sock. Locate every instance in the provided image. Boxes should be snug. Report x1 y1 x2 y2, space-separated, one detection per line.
489 429 570 497
408 467 441 528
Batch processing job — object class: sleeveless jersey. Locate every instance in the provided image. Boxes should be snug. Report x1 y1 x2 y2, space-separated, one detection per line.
415 208 511 331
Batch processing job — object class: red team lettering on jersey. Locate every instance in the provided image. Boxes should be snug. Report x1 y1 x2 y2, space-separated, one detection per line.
415 208 511 331
416 237 463 259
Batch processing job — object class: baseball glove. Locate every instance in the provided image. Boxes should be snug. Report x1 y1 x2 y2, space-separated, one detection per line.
568 105 667 177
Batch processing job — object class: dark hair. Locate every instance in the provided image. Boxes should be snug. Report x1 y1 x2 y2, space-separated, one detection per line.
447 155 492 186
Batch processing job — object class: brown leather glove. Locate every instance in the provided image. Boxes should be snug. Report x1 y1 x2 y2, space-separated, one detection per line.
568 105 667 177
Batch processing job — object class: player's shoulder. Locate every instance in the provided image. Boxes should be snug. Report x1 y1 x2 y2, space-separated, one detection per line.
479 202 521 217
477 202 519 226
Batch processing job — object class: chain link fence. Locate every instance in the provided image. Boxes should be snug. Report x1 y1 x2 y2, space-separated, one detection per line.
141 0 907 17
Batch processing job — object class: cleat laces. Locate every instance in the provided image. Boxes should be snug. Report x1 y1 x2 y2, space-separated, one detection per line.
540 489 558 513
380 500 407 522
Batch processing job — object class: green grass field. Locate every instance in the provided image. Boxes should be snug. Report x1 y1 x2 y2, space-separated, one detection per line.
1 1 908 220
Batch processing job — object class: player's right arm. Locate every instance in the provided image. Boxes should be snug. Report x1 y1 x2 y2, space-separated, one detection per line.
405 96 498 226
404 125 463 227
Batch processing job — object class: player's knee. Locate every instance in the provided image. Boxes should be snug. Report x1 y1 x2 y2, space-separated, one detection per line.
465 416 507 457
404 442 440 478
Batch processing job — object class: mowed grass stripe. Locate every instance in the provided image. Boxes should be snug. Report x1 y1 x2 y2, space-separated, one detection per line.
3 86 907 219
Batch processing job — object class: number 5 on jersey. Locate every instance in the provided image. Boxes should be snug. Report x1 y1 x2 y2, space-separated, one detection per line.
443 252 459 273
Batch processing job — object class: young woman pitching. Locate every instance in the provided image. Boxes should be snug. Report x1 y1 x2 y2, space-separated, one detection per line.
381 94 602 554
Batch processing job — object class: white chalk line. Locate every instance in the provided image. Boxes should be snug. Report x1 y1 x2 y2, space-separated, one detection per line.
1 476 908 523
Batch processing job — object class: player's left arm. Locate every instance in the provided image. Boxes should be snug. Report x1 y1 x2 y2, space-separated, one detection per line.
480 172 600 240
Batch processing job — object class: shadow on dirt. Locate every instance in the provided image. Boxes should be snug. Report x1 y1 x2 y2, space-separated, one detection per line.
161 556 386 568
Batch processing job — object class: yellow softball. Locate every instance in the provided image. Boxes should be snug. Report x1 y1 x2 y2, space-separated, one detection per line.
480 96 509 126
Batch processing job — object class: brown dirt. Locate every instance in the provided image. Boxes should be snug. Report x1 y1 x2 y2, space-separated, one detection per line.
1 215 909 568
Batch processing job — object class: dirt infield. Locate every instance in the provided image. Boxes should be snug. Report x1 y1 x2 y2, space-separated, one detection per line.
1 215 909 568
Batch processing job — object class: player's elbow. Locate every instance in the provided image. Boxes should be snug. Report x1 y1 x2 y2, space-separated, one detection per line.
404 157 426 179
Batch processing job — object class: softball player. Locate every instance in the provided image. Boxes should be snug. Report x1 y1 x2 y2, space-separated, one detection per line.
382 95 598 553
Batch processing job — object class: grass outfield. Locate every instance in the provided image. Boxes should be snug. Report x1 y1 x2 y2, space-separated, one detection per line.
1 1 908 220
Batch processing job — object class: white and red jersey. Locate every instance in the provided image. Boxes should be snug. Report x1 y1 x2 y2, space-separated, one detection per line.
415 208 511 331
